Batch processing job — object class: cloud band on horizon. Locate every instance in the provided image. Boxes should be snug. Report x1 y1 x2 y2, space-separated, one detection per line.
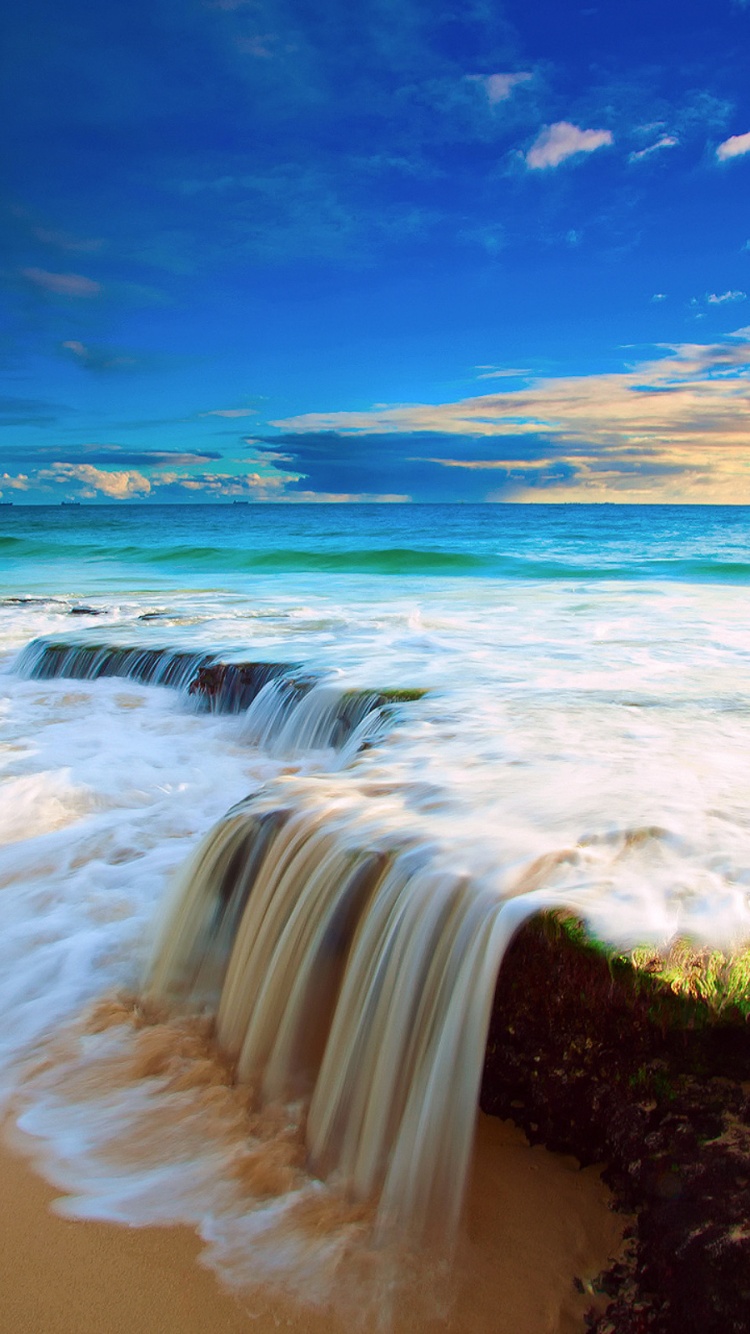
266 330 750 503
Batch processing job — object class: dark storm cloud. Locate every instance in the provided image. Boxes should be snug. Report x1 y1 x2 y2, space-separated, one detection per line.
252 429 576 499
0 444 222 470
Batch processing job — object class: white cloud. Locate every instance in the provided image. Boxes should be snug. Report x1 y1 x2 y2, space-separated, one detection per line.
471 72 532 104
152 470 296 498
40 464 151 498
0 473 30 492
716 131 750 161
707 290 747 304
526 122 613 169
628 135 678 162
21 268 102 297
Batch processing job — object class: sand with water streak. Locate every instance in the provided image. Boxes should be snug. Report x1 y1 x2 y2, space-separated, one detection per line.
1 1112 625 1334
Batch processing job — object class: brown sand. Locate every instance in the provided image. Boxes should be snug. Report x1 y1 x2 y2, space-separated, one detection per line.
0 1113 626 1334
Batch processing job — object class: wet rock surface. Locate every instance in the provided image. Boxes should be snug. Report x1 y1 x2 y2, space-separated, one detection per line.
188 660 304 712
480 916 750 1334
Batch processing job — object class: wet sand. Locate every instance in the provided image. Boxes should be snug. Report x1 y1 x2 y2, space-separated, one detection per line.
0 1112 626 1334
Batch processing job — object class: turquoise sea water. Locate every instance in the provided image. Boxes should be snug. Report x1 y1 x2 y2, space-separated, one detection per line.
3 503 750 587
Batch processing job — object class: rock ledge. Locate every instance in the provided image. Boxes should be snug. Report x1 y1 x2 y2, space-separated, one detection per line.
481 914 750 1334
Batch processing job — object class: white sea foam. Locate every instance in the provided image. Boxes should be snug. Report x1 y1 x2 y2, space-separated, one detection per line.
1 564 750 1296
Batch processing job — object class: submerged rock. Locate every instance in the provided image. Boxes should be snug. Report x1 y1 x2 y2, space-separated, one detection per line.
188 660 309 713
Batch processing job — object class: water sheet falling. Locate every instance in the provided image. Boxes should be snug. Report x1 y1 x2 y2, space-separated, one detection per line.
145 788 561 1243
14 637 423 759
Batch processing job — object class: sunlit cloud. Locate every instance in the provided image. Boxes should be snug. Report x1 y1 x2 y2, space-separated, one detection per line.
21 268 102 297
0 472 31 492
154 470 287 495
420 456 554 471
11 462 298 501
716 130 750 161
39 463 151 498
274 331 750 502
526 122 613 169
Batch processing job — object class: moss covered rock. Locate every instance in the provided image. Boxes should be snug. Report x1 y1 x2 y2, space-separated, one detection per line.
481 913 750 1334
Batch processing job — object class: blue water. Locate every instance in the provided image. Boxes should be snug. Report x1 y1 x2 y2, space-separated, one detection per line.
2 503 750 589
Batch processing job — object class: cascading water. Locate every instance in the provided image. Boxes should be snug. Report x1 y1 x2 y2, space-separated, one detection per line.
13 637 418 758
145 786 566 1243
7 503 750 1328
2 620 621 1317
14 636 215 693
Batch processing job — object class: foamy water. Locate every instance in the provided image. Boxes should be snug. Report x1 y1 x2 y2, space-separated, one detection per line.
1 503 749 1307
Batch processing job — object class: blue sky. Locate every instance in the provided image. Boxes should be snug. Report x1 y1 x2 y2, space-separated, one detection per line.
2 0 750 503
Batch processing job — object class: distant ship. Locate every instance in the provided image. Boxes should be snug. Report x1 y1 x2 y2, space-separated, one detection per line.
60 501 81 507
0 501 13 508
232 500 249 505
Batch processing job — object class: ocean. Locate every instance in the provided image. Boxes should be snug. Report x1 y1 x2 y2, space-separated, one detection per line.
1 502 749 1309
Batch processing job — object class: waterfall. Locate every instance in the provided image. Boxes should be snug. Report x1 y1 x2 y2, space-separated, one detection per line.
12 631 579 1248
145 790 555 1243
239 679 392 761
14 637 422 757
14 637 212 693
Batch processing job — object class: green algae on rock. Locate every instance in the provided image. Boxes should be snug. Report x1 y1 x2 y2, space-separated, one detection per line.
481 912 750 1334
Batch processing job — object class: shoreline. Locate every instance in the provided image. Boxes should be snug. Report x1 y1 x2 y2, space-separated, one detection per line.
0 1134 258 1334
1 1111 624 1334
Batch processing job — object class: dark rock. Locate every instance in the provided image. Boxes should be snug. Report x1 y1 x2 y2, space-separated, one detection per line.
481 915 750 1334
188 660 309 713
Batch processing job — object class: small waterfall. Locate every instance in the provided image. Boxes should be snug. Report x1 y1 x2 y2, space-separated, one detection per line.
145 791 553 1242
239 679 392 761
189 659 309 713
13 638 423 757
14 638 211 693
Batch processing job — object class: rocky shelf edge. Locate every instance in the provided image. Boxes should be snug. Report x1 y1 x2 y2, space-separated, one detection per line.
480 914 750 1334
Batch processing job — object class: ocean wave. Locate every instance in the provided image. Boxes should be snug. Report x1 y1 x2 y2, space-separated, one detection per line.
5 532 750 581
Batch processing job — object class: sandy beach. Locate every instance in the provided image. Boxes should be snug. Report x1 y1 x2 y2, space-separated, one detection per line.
0 1112 626 1334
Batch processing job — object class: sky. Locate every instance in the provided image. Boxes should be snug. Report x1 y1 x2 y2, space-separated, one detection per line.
2 0 750 504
